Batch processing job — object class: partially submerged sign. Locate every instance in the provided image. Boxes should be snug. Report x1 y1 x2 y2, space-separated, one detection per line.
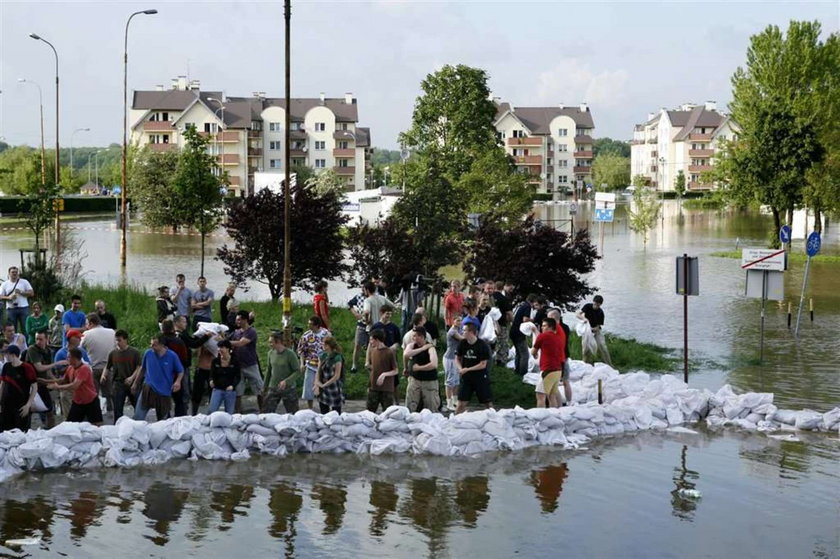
741 248 785 272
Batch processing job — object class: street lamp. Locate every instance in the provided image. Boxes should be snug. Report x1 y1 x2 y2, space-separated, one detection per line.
282 0 292 344
207 97 225 181
122 8 158 269
29 32 61 251
659 156 666 222
70 128 90 180
94 149 105 189
17 78 46 189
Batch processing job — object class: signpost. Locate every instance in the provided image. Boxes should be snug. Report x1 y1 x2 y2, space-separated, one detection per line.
741 248 786 361
794 231 821 337
779 225 791 245
568 201 577 236
594 192 616 253
675 254 698 382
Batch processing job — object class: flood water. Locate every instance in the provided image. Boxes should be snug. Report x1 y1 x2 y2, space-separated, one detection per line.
0 202 838 557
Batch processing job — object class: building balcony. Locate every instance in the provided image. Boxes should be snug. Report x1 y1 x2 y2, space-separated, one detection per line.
574 135 593 144
688 164 712 173
334 130 356 141
688 181 712 190
218 131 239 142
143 121 173 131
334 166 355 176
227 175 241 186
688 148 714 157
649 165 658 173
689 133 712 142
514 155 542 166
290 130 306 139
289 149 306 158
148 143 175 152
507 137 542 147
248 129 261 138
573 150 593 158
333 148 355 157
573 166 592 174
248 166 260 175
646 137 658 144
218 154 239 166
651 151 658 158
248 147 263 157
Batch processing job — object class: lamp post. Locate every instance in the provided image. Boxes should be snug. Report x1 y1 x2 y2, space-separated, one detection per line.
17 78 46 189
87 152 94 183
29 33 61 253
207 97 225 181
70 127 90 181
94 150 104 189
282 0 292 344
122 9 158 269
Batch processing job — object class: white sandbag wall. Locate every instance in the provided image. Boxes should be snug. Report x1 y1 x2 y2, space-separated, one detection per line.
0 361 837 482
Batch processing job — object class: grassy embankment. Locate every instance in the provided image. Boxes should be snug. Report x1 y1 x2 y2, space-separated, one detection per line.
682 198 726 210
710 251 840 264
75 283 677 408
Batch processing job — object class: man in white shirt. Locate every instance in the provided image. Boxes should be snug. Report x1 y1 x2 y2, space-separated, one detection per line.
80 312 116 412
0 266 34 336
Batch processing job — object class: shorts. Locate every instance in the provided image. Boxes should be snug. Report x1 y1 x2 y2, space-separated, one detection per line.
535 376 546 394
302 365 317 401
405 377 440 412
67 399 103 424
458 369 492 404
355 325 369 347
541 370 562 396
444 356 459 387
236 364 265 396
366 389 395 413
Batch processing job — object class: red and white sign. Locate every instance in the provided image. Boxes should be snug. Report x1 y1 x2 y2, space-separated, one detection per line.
741 248 785 271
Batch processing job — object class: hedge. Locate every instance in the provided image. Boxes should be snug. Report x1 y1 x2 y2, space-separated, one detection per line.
0 196 125 214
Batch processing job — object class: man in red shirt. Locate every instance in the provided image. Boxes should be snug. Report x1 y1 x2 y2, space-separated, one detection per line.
443 280 465 328
49 347 103 425
531 317 567 408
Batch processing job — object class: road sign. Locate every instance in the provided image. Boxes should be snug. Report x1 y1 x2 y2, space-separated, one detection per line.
594 208 614 222
594 192 616 203
806 232 821 257
779 225 791 244
569 202 578 215
676 256 699 296
745 270 784 300
741 248 785 272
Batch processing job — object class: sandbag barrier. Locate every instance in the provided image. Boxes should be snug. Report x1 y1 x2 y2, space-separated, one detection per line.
0 361 837 483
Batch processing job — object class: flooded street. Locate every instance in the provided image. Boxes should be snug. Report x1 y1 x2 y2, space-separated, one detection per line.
0 202 838 557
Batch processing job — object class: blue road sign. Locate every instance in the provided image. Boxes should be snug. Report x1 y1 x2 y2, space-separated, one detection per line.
779 225 791 244
594 208 614 222
806 232 821 257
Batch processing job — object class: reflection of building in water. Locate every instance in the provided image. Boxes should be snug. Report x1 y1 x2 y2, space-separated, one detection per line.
529 463 569 514
68 491 105 540
399 478 455 558
0 497 56 546
454 476 490 527
142 482 189 545
369 480 398 536
670 445 701 521
311 483 347 535
268 482 303 558
211 484 255 527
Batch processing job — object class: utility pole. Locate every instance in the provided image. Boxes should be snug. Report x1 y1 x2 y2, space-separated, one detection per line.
282 0 293 344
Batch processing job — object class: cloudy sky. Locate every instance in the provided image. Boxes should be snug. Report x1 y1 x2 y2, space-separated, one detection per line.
1 1 837 150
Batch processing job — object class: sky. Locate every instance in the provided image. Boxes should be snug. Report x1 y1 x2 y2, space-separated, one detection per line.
1 1 837 150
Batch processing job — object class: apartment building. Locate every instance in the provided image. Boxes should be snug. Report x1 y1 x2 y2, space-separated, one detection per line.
129 76 373 196
630 102 739 191
494 101 595 194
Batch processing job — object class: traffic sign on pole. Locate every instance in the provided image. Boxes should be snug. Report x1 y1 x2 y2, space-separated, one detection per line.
779 225 791 245
594 208 614 222
796 231 822 337
806 231 821 257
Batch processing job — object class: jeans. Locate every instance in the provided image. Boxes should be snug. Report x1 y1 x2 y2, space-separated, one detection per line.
208 388 236 413
7 306 29 337
112 380 136 421
172 369 191 417
513 337 530 376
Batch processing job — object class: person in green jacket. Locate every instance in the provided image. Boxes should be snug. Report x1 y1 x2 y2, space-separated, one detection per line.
262 331 301 413
25 302 49 346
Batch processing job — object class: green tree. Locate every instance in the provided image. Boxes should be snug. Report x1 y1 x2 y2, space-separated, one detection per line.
0 146 51 195
592 153 630 190
18 183 59 259
399 64 500 181
130 147 181 230
306 168 346 195
626 187 661 247
674 170 686 198
456 150 533 221
632 174 650 187
173 127 224 275
593 138 631 158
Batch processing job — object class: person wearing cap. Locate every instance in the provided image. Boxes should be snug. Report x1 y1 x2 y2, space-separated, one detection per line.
0 344 38 432
48 347 103 426
48 304 65 355
62 295 86 346
53 329 91 420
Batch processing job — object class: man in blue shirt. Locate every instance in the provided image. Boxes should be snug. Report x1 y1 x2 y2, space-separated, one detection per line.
62 295 86 346
133 334 184 422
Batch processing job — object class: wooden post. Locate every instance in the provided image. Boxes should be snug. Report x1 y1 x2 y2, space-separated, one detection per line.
597 379 603 404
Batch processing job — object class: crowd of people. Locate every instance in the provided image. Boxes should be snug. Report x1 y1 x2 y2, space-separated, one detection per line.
0 265 613 433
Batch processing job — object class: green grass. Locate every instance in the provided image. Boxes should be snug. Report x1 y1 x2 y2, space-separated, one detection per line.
683 198 725 210
64 284 678 406
710 251 840 264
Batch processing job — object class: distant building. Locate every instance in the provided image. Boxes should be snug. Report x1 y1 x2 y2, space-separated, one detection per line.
494 100 595 194
129 76 373 196
630 102 739 191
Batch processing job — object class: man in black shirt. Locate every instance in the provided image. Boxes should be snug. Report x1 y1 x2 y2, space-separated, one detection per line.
403 326 440 412
576 295 612 366
510 293 539 377
174 315 212 415
455 322 493 413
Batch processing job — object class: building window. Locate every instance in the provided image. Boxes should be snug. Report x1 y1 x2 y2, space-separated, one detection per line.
557 144 568 152
558 160 568 167
512 130 526 138
270 159 282 169
149 134 170 144
150 112 169 122
315 141 325 150
338 141 349 149
557 129 568 137
691 174 700 182
185 122 195 130
290 122 303 131
496 131 505 141
575 128 587 136
315 159 326 168
269 141 281 150
269 122 281 132
315 122 326 132
558 175 568 183
339 123 349 131
337 159 350 168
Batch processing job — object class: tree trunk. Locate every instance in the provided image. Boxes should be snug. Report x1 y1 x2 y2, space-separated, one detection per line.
200 231 206 277
785 207 794 251
813 206 822 233
770 206 781 248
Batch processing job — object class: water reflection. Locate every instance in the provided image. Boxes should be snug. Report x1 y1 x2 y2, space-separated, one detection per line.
368 480 397 537
142 482 189 545
529 463 569 514
670 445 700 521
311 483 347 535
454 476 490 527
211 484 255 529
269 482 302 558
67 490 105 540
